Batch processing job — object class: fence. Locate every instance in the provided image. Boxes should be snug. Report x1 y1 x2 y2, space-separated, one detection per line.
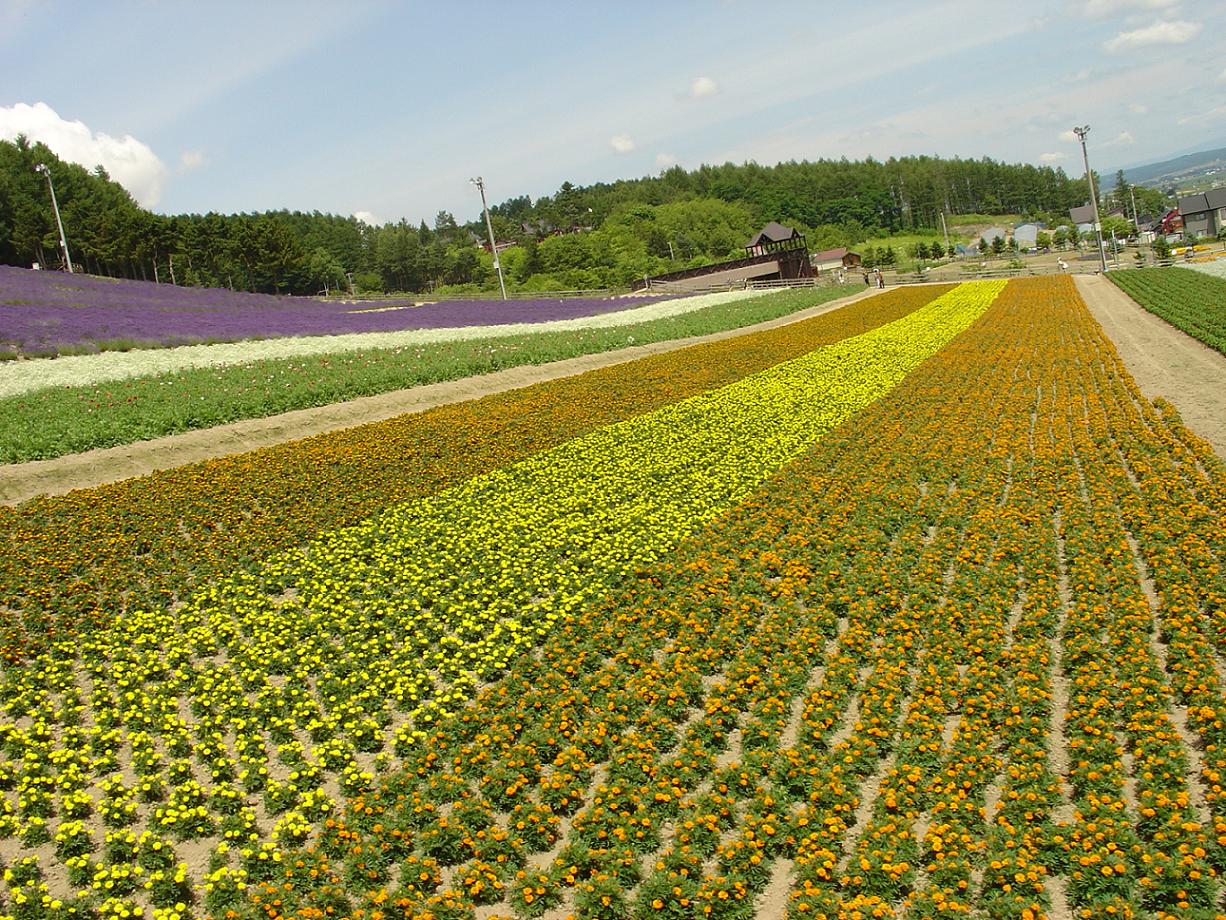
324 287 631 303
884 254 1226 285
641 275 845 295
328 245 1226 300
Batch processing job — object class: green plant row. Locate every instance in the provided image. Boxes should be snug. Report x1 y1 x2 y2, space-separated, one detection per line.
0 286 858 464
1107 267 1226 355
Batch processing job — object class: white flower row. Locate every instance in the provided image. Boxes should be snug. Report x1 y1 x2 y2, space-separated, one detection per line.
1184 258 1226 280
0 288 765 399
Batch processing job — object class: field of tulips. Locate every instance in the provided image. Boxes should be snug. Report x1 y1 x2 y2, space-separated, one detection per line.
1 276 1224 920
1108 267 1226 355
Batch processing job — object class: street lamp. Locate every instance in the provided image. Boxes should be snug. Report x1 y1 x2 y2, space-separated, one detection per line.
1072 126 1108 274
470 176 507 301
34 163 74 273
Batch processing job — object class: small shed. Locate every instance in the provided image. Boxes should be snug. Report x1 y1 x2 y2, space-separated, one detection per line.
1013 224 1040 248
810 247 862 272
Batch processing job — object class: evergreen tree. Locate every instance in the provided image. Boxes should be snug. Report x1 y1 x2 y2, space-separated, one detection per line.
0 137 1091 294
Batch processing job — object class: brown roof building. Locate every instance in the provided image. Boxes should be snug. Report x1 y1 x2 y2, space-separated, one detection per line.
811 247 862 271
634 222 813 291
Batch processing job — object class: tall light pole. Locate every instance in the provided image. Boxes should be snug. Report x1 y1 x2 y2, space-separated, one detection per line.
34 163 74 273
470 176 507 301
1073 126 1107 274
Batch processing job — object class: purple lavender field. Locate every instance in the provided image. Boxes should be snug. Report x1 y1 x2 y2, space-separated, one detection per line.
0 266 670 357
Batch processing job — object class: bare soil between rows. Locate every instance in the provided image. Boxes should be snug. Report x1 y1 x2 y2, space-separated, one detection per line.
0 287 885 505
1075 274 1226 461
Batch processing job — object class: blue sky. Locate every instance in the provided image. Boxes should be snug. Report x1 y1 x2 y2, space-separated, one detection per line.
2 0 1224 224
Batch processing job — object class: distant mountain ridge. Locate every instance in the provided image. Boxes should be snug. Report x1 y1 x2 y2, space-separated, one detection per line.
1113 146 1226 189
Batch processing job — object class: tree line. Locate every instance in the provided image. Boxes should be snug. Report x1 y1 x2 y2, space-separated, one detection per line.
2 135 1102 295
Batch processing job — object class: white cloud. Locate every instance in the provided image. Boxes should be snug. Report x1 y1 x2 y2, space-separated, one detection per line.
1059 129 1080 142
1103 130 1135 146
352 210 379 225
1081 0 1177 17
1104 20 1201 52
177 150 206 173
1177 105 1226 126
1219 67 1226 83
1040 151 1067 162
0 102 167 206
656 153 678 168
1128 103 1149 114
610 133 636 154
689 76 719 98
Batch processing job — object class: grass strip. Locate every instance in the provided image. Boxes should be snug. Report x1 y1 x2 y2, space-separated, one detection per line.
0 286 860 462
0 286 950 661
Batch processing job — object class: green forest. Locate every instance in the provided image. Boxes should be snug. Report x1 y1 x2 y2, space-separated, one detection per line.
2 134 1099 295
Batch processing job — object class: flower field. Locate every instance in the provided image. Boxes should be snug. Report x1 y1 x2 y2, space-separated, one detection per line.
1185 258 1226 283
0 285 861 463
1 276 1224 920
0 289 770 397
0 266 680 358
1107 268 1226 355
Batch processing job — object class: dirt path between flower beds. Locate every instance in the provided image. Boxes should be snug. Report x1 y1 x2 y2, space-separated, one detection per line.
1076 274 1226 461
0 287 894 505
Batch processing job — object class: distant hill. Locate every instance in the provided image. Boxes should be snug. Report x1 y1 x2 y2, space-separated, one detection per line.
1114 146 1226 189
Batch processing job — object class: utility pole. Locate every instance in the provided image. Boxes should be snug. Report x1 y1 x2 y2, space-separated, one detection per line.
1073 126 1108 273
34 163 74 273
1130 186 1138 228
940 211 950 256
471 176 507 301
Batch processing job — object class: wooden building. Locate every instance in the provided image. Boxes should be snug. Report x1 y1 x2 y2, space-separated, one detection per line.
634 222 813 291
810 247 862 273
